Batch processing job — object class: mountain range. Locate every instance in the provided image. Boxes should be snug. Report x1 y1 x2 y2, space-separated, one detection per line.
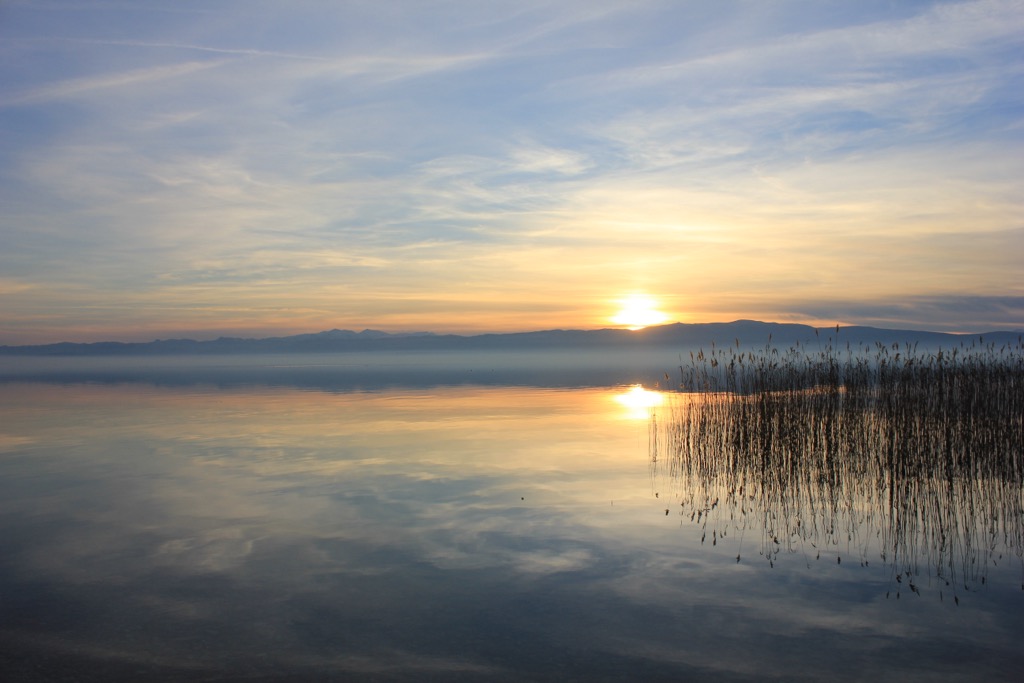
1 320 1020 356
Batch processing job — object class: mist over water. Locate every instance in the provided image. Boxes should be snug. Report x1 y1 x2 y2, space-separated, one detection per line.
0 349 686 391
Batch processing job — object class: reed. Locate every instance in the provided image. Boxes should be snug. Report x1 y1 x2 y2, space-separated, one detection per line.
651 333 1024 602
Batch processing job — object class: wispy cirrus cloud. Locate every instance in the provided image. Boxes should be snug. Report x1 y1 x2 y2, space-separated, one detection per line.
1 60 230 106
0 0 1021 342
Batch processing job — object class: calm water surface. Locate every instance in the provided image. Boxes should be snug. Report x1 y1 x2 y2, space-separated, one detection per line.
0 354 1021 681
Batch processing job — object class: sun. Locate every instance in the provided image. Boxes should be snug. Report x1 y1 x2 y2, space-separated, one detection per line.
611 295 669 330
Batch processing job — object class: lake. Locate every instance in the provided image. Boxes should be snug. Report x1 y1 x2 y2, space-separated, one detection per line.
1 351 1021 681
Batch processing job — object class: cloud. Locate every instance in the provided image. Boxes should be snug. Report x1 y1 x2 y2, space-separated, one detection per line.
0 0 1022 341
72 38 332 62
793 295 1024 333
1 60 229 107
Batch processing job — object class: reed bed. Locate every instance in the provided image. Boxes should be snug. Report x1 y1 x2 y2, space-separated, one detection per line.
651 333 1024 601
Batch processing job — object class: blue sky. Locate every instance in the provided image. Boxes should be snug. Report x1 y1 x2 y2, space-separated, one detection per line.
1 0 1022 343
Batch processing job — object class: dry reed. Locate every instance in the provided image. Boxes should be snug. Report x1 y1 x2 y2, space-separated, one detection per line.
651 333 1024 602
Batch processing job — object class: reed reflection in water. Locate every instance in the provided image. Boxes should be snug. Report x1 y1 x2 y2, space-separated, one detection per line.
651 337 1024 603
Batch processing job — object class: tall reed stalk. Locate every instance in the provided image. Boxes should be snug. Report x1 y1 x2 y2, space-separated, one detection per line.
651 334 1024 602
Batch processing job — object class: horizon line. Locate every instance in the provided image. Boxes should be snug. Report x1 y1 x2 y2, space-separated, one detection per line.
3 319 1023 349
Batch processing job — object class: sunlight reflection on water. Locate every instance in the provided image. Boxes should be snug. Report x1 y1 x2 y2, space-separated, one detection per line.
611 384 666 420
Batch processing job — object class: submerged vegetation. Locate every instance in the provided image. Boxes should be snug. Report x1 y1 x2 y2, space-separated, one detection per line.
651 333 1024 602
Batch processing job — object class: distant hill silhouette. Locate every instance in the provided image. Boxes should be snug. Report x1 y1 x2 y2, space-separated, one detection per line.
1 320 1019 356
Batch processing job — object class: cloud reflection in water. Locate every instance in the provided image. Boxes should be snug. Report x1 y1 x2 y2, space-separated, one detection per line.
0 374 1021 680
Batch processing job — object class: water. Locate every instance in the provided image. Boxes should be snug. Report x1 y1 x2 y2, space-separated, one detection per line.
1 353 1021 681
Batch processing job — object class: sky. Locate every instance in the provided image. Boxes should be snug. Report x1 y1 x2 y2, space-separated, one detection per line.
1 0 1022 344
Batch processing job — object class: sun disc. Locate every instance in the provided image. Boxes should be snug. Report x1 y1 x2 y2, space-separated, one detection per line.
611 295 669 330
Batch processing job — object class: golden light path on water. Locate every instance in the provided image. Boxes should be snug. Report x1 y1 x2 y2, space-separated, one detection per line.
611 384 666 420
